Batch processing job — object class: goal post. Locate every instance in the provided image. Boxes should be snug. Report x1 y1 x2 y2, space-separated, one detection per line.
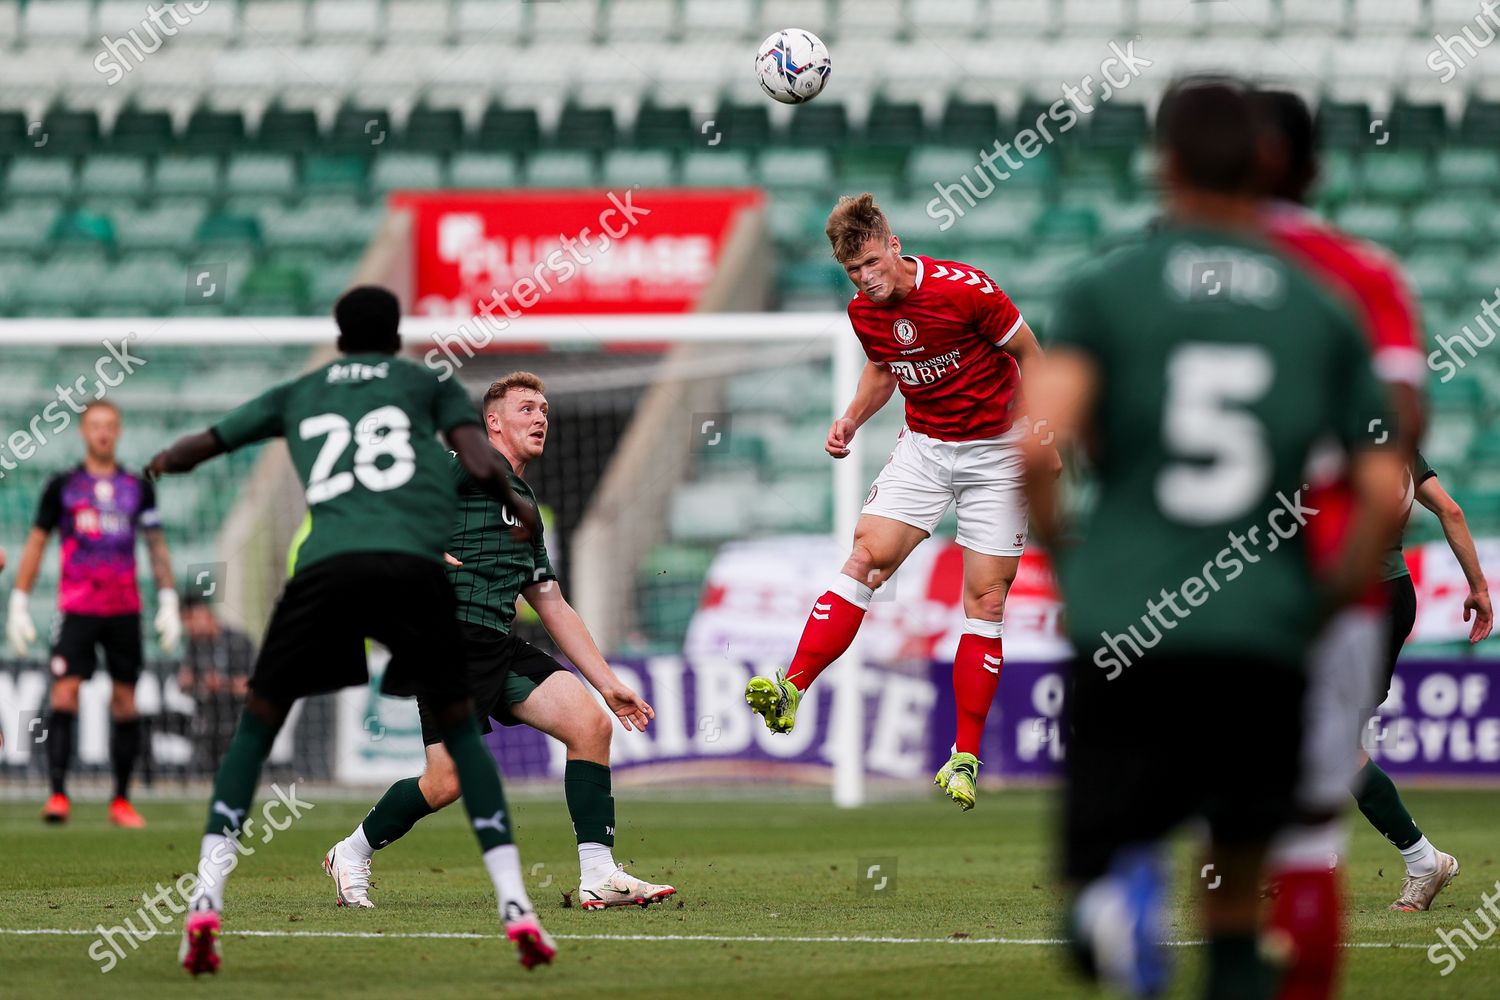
0 313 872 807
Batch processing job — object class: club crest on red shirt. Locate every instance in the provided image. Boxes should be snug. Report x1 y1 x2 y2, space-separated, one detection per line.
893 318 917 345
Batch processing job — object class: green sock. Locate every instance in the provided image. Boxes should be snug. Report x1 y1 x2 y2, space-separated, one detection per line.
1206 933 1272 1000
362 776 435 850
203 709 280 837
564 760 616 846
1354 760 1422 849
438 716 514 852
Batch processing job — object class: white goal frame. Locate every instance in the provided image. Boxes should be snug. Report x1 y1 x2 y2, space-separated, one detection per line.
0 313 871 808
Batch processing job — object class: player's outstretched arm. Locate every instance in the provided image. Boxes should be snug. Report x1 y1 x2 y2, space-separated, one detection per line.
827 360 897 458
145 430 227 479
144 526 181 654
523 580 654 732
1417 476 1493 643
446 423 540 538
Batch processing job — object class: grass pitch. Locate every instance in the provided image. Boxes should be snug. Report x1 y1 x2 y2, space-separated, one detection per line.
2 788 1497 998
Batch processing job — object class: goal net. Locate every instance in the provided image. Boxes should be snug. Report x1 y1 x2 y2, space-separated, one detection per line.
0 315 914 806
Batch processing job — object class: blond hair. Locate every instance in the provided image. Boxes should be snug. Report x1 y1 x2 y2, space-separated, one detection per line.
825 193 891 261
483 371 546 412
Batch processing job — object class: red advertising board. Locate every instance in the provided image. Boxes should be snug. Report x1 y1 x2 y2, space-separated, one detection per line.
389 189 764 317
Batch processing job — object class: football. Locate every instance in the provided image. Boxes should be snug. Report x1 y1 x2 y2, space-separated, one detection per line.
755 29 831 105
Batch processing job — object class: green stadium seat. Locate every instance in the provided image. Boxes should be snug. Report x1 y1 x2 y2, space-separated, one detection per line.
1316 150 1358 203
637 544 713 644
786 103 848 148
777 258 847 310
1361 151 1430 202
906 147 983 191
1087 102 1148 150
1427 371 1484 412
475 106 540 152
1033 205 1100 246
327 106 392 155
113 202 208 252
1094 199 1157 238
1410 198 1487 249
1404 251 1466 304
681 150 754 187
0 204 60 251
400 105 465 152
302 154 368 194
448 152 519 189
77 154 148 197
765 194 822 245
307 255 360 308
633 105 693 148
710 103 772 149
669 476 755 541
754 475 833 532
554 106 616 150
48 210 115 248
38 108 101 155
864 100 925 148
1460 100 1500 146
602 149 675 188
1435 148 1500 191
1391 102 1449 149
155 155 221 196
939 99 1002 149
95 254 183 313
258 108 321 152
225 153 297 196
369 152 444 193
195 212 263 250
522 150 596 187
15 257 109 314
0 110 32 155
110 109 174 154
1334 201 1407 250
840 149 906 192
182 108 247 154
5 158 74 197
757 149 834 193
1316 101 1374 149
237 264 311 314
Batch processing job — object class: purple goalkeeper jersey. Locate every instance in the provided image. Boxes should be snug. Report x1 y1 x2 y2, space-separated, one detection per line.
35 465 159 616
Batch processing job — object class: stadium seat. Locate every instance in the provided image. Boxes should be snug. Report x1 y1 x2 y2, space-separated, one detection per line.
1391 102 1449 149
328 106 394 155
195 212 263 252
49 210 116 249
1315 101 1375 149
680 150 755 188
0 205 60 253
602 0 679 43
452 0 527 44
1361 151 1430 203
238 264 312 314
1281 0 1347 34
114 202 209 252
709 103 772 149
96 254 186 314
1436 148 1500 191
110 109 175 154
1410 198 1488 249
303 154 369 195
602 150 675 189
77 155 149 198
182 108 248 154
864 100 926 148
258 108 321 152
225 153 297 196
241 0 308 44
475 106 541 152
383 0 452 44
523 150 597 188
682 0 756 40
447 152 520 189
938 99 1003 149
310 0 382 41
399 105 465 152
38 108 102 156
1334 201 1407 250
5 159 75 198
22 1 93 46
155 155 222 197
370 152 444 193
758 149 836 193
632 105 694 149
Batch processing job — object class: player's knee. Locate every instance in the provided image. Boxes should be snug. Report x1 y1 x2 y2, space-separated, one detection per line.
424 769 462 808
968 587 1009 621
844 542 889 590
581 706 613 755
50 680 81 713
109 686 137 717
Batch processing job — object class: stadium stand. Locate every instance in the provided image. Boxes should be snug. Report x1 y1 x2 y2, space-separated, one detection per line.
0 0 1496 654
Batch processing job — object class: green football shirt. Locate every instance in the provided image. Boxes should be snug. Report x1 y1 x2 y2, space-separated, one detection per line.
1048 224 1391 668
1381 450 1437 582
446 452 554 634
213 353 480 571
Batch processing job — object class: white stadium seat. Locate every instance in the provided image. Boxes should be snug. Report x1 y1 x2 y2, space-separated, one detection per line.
760 0 833 42
384 0 452 44
309 0 383 42
916 0 986 39
532 0 600 44
22 0 94 45
1133 0 1203 38
1055 0 1132 38
682 0 756 41
830 0 906 40
1280 0 1347 35
452 0 527 46
601 0 680 44
1197 0 1276 36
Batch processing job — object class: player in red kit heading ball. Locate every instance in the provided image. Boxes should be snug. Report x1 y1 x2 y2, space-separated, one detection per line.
745 193 1053 810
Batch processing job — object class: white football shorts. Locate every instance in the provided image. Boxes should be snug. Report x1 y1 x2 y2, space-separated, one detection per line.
861 422 1029 557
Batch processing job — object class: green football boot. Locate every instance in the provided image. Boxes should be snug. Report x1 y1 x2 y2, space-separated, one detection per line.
935 751 980 811
745 671 802 734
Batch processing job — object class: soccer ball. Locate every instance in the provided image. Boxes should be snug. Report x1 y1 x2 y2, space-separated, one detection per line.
755 29 831 105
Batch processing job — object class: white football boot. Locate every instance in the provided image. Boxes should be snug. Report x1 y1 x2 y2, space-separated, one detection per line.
323 841 376 909
579 867 677 910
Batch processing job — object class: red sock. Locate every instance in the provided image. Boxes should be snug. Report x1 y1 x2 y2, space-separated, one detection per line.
953 625 1003 757
1267 867 1342 1000
785 588 866 691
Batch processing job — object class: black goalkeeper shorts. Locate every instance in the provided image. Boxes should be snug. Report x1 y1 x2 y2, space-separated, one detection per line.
250 552 469 710
1063 651 1305 883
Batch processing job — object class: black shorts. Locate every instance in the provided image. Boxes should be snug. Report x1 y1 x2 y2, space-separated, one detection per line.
1063 652 1305 883
417 624 565 745
50 613 143 683
1381 574 1418 704
250 552 468 710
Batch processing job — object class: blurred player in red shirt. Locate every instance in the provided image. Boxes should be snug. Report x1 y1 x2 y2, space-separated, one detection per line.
743 193 1051 810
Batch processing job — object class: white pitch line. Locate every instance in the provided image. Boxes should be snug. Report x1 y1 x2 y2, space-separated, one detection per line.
0 928 1489 950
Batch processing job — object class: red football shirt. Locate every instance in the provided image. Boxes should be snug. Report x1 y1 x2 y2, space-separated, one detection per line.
847 255 1024 442
1263 203 1427 600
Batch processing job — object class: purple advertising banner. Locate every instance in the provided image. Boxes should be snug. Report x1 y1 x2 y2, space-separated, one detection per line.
483 656 1500 785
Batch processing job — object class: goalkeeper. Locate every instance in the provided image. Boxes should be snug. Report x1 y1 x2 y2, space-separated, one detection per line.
325 372 676 910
